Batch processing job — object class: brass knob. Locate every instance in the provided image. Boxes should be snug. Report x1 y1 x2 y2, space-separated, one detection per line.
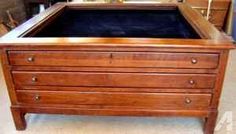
191 58 198 64
34 95 40 101
189 79 195 85
27 56 34 62
31 76 37 82
185 97 192 104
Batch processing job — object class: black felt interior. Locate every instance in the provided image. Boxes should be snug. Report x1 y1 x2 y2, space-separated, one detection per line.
33 8 200 38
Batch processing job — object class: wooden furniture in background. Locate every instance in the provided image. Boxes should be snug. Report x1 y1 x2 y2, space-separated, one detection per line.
184 0 231 30
0 3 235 134
0 10 19 37
23 0 71 18
23 0 50 18
6 10 19 29
0 23 9 36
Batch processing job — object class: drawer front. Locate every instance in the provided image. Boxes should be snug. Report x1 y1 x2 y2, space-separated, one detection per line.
17 91 212 110
12 71 216 89
8 51 219 69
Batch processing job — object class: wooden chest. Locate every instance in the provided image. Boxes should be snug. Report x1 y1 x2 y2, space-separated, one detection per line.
0 3 234 134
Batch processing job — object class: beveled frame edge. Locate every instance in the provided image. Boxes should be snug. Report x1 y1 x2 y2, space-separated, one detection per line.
178 4 224 40
1 3 66 39
0 2 234 49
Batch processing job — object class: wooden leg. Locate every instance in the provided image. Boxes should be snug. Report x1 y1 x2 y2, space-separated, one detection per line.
204 110 218 134
11 107 26 130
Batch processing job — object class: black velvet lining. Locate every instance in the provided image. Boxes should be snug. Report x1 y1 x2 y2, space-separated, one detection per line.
33 9 200 38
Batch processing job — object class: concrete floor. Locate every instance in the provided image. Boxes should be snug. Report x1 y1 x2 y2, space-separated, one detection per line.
0 50 235 134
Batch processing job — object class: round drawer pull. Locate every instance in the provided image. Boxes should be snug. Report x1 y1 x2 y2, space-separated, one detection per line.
189 79 195 85
27 56 34 62
191 58 198 64
185 97 192 104
34 95 40 101
31 77 37 82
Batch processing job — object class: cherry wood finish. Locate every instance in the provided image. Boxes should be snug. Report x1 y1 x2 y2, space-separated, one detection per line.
204 110 218 134
0 3 235 134
10 107 26 130
13 71 216 88
17 91 211 110
8 51 219 68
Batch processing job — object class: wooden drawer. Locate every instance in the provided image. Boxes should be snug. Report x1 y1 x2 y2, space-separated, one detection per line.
8 51 219 69
12 71 216 89
17 90 212 110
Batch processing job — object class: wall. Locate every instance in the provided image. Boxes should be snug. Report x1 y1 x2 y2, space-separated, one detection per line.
0 0 26 23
